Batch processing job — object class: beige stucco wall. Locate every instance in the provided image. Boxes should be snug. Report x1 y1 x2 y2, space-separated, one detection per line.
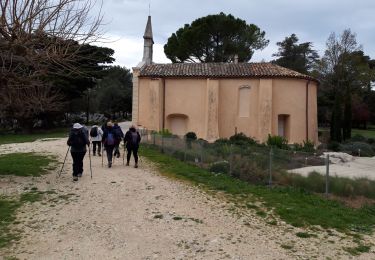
135 76 318 144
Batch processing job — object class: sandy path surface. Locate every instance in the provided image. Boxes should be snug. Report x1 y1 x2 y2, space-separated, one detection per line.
1 138 375 259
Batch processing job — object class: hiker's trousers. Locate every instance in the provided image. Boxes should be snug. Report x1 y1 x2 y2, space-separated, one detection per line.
127 147 139 164
71 151 86 176
92 141 101 155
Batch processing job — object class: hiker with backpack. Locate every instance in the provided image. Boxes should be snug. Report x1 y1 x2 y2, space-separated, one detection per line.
90 124 103 156
102 121 121 168
113 122 124 158
67 123 90 181
124 125 141 168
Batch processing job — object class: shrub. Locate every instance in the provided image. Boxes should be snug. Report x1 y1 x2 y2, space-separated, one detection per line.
327 141 340 152
292 140 315 153
266 134 288 149
158 129 172 137
229 133 258 145
185 132 197 140
350 134 367 142
339 142 375 157
209 161 229 174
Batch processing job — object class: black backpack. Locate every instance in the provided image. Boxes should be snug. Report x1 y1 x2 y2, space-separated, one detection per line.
90 126 98 137
70 130 85 147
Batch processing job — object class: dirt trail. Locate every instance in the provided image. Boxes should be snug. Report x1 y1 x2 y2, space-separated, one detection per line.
1 138 375 259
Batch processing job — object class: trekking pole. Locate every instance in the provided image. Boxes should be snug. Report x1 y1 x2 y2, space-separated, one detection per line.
123 144 125 165
89 144 93 179
101 145 104 167
58 146 70 177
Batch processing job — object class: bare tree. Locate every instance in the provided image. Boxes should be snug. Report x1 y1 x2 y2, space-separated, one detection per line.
0 0 104 129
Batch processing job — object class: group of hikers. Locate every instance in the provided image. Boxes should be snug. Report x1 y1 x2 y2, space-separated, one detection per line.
66 121 141 181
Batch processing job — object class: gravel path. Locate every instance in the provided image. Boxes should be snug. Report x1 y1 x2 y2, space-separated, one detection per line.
1 138 375 259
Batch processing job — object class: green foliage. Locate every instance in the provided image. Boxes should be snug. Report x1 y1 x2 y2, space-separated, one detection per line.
229 133 258 145
273 33 319 74
209 161 230 174
339 142 375 157
185 132 197 140
292 140 316 153
0 198 21 248
0 190 44 248
275 171 375 199
158 129 172 137
327 141 340 152
350 134 367 142
0 128 68 145
141 146 375 233
164 12 269 63
0 153 57 177
266 134 288 149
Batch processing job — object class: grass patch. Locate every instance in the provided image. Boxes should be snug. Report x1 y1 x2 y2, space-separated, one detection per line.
0 190 44 248
351 129 375 139
0 128 68 145
296 232 316 238
141 146 375 233
0 153 57 177
344 244 371 256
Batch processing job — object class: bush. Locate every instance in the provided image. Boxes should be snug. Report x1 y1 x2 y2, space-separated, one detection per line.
339 142 375 157
266 134 288 149
350 134 367 142
327 141 340 152
292 140 315 153
229 133 258 145
209 161 229 174
185 132 197 140
158 129 172 137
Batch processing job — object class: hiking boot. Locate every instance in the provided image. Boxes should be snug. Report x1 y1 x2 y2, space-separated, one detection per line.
126 162 129 166
73 176 79 181
98 153 101 157
78 173 82 177
93 153 96 156
108 162 112 168
116 153 120 158
134 163 138 168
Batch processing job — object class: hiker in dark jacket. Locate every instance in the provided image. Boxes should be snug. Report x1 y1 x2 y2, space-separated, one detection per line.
102 121 120 168
67 123 90 181
124 125 141 168
113 122 124 158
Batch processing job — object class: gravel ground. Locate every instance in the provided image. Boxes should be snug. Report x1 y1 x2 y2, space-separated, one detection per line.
1 139 375 259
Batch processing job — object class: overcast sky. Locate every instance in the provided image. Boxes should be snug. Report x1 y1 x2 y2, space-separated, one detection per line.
94 0 375 69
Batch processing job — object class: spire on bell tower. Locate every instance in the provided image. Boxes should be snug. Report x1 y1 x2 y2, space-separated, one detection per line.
142 15 154 65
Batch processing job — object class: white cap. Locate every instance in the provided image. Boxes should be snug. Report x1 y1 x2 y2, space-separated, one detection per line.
73 123 83 129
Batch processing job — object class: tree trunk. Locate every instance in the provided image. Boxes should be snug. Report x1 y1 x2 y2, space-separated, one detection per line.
330 94 342 142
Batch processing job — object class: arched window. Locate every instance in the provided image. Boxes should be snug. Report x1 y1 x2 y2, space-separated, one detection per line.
238 85 251 117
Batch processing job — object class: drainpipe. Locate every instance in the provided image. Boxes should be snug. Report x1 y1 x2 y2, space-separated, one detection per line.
162 78 165 130
306 80 310 141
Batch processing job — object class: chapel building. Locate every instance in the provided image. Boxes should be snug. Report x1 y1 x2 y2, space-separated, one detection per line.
132 16 319 144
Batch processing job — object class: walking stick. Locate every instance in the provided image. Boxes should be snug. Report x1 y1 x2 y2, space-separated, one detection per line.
123 144 125 165
58 146 70 177
89 145 93 179
101 144 104 167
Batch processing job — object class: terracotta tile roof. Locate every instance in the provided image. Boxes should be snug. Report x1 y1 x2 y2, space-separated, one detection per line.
139 62 318 82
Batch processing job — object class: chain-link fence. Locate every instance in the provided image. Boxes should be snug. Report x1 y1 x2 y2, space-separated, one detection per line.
139 130 375 199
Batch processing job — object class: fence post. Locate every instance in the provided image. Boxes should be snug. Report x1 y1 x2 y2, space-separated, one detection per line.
325 154 330 197
184 139 187 161
269 147 273 187
229 144 233 176
161 135 164 153
153 133 155 145
200 142 204 166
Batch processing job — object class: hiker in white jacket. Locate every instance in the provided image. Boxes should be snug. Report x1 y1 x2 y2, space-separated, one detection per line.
90 125 104 156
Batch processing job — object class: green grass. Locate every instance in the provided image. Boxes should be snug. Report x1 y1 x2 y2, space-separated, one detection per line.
0 128 68 145
0 190 44 248
141 145 375 233
351 129 375 139
0 153 57 177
